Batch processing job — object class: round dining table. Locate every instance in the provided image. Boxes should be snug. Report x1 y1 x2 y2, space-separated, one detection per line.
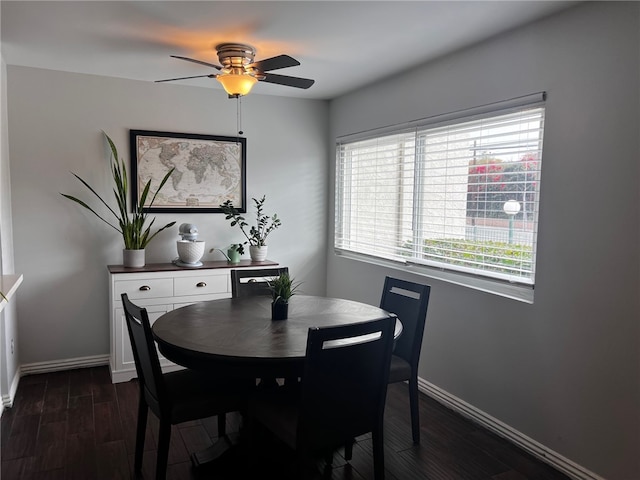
152 294 401 468
152 294 402 380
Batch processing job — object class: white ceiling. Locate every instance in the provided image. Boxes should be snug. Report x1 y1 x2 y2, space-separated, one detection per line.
1 1 577 100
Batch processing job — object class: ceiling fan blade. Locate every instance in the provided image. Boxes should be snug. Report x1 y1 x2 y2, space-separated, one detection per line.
170 55 222 70
155 74 216 83
262 73 315 89
249 54 300 72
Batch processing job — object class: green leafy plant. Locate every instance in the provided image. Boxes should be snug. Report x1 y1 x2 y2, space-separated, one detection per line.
220 195 281 247
267 272 301 304
61 132 176 249
228 243 245 255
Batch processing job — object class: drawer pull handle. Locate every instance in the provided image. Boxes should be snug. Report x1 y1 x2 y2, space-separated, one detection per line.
196 282 207 288
139 285 151 291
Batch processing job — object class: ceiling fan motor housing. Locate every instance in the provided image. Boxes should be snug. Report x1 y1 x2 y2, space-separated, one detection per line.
216 43 256 70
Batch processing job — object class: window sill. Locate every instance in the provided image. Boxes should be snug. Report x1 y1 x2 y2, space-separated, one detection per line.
0 274 24 313
334 250 534 303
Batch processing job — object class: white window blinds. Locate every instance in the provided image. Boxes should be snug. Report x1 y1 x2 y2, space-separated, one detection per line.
335 94 545 285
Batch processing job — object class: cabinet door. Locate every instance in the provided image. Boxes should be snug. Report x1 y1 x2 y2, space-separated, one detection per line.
114 303 173 374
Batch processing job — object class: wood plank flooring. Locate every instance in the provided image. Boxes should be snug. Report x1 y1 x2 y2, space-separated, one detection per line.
1 366 571 479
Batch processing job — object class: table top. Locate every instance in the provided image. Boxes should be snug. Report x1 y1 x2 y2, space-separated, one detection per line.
152 295 401 375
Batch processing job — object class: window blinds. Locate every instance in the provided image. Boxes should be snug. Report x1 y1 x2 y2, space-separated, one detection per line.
335 94 545 285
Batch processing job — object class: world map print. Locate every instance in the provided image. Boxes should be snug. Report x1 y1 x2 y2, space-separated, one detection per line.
135 135 243 209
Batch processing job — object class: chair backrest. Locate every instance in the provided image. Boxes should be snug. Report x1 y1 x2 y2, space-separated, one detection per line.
379 277 431 368
297 316 396 451
121 293 166 410
230 267 289 298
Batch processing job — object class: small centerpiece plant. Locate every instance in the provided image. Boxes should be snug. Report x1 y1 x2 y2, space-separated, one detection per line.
267 272 301 320
220 195 281 261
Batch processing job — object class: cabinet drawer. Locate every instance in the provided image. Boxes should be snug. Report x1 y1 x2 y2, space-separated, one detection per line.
174 274 228 297
114 278 173 300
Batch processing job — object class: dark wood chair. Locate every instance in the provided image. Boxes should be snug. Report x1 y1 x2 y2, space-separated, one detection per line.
232 266 292 387
380 276 431 444
231 267 289 298
121 293 253 480
249 316 396 480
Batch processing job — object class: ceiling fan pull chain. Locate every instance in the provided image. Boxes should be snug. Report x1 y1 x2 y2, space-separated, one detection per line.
236 95 244 138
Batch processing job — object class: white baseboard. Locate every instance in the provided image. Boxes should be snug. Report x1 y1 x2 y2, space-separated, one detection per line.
417 378 605 480
19 354 110 377
2 368 21 408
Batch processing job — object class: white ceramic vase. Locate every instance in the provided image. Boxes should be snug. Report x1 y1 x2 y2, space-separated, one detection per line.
123 249 145 268
250 245 268 262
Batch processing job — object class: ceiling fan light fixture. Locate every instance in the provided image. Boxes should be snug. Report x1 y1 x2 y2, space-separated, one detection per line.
161 42 314 93
216 73 258 96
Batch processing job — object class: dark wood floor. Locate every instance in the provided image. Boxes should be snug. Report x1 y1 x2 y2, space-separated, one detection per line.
1 366 570 480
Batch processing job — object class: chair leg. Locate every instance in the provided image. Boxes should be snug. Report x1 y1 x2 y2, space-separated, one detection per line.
218 413 227 437
372 428 385 480
324 449 334 466
134 394 148 474
409 376 420 445
344 438 354 461
156 419 172 480
295 453 309 480
246 413 256 470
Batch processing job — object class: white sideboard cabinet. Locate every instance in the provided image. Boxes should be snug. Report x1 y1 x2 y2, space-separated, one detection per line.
108 260 278 383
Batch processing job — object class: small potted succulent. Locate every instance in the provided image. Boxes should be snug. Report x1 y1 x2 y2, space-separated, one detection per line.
267 272 301 320
220 195 281 262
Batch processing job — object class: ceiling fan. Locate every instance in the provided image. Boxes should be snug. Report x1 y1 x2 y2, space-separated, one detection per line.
156 43 315 97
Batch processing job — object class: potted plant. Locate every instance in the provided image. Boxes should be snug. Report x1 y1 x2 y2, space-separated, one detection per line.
267 272 301 320
61 132 176 267
220 195 281 262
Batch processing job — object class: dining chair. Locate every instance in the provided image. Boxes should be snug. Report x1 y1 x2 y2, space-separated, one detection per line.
121 293 253 480
379 276 431 445
249 315 396 480
232 266 292 387
231 267 289 298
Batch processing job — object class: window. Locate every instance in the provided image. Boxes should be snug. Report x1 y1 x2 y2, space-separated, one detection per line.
335 94 545 290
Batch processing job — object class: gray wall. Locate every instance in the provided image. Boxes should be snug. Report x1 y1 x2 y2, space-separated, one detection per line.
4 2 640 478
7 67 328 365
328 3 639 479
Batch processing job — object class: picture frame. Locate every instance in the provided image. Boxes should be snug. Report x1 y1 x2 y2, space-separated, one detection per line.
129 129 246 213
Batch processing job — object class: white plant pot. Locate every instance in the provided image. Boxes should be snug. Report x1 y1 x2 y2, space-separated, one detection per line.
177 240 206 264
250 245 268 262
123 249 145 268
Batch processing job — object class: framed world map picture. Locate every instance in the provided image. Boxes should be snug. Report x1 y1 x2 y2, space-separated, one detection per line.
129 130 246 213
